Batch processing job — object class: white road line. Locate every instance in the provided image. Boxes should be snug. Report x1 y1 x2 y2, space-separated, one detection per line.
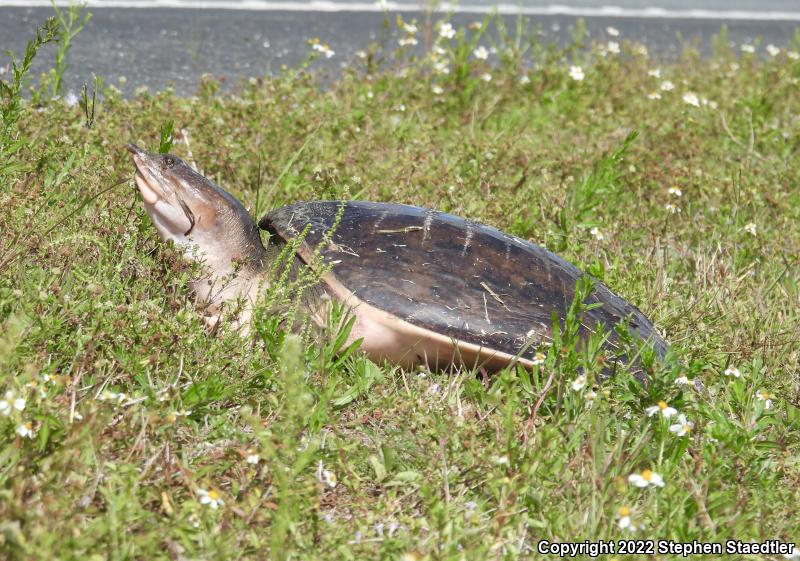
2 0 800 21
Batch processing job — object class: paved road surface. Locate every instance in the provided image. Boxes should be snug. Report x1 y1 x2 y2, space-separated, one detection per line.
1 5 798 95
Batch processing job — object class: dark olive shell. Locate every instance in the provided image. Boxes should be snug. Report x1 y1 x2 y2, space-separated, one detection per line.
259 201 667 365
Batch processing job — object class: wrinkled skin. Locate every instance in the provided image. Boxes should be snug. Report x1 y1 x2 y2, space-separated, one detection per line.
128 144 267 326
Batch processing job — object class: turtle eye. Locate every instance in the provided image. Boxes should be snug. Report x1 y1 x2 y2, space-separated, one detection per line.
164 156 175 168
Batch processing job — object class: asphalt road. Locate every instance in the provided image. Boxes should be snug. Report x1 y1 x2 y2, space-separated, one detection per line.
1 6 798 95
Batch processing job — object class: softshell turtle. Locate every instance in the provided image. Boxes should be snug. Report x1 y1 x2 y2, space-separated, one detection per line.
127 144 667 373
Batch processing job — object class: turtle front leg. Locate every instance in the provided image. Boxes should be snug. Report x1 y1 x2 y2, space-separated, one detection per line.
201 309 253 337
202 313 222 333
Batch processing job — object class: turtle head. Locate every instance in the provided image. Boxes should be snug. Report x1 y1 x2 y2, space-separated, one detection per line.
127 143 266 278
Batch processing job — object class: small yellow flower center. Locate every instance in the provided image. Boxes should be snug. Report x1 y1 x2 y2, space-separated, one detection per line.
658 401 668 410
683 424 692 432
618 506 630 517
534 352 546 361
642 469 653 481
760 391 769 399
207 489 220 501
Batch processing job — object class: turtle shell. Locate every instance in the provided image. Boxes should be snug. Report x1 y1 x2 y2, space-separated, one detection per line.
259 201 667 368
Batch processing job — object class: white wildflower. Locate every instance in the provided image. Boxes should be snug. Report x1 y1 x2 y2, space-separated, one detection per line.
402 22 418 34
433 60 449 74
473 46 489 60
660 80 675 91
756 390 773 410
664 203 681 214
606 26 620 37
647 68 661 78
741 44 755 54
25 380 46 399
628 469 665 488
571 375 587 391
431 84 444 95
669 414 694 437
439 22 456 39
166 409 191 423
744 222 757 235
312 43 335 58
607 41 620 55
646 400 678 418
682 92 700 107
590 226 603 241
197 488 224 509
519 74 530 85
480 73 492 82
569 65 585 81
398 37 418 47
674 375 690 386
766 44 780 57
532 352 546 366
0 391 17 416
98 390 127 405
647 91 661 100
16 422 34 438
618 506 637 531
788 51 800 60
317 461 338 488
668 187 682 197
723 366 742 378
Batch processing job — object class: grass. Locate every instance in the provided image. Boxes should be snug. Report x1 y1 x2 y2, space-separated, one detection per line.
1 8 800 560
